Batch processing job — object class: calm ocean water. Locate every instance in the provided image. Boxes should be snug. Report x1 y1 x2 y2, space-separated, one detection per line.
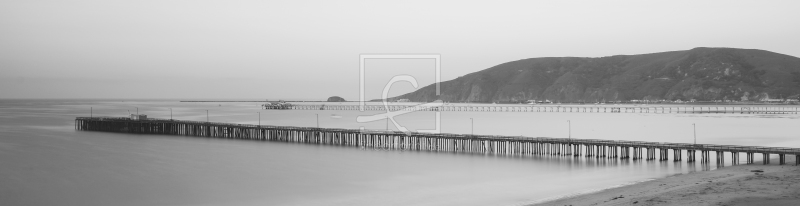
1 99 798 206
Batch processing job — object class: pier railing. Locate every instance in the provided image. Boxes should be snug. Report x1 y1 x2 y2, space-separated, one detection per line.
75 117 800 165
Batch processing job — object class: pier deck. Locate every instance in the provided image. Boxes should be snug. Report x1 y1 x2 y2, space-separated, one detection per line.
75 117 800 166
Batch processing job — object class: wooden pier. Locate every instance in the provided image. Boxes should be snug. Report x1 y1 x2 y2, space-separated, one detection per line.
266 104 799 114
75 117 800 166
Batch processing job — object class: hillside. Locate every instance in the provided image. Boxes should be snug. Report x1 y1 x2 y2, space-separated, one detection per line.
390 47 800 103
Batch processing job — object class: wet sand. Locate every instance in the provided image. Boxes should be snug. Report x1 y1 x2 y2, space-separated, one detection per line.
534 158 800 206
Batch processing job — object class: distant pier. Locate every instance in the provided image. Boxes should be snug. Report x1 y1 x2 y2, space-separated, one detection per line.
264 104 799 114
76 117 800 166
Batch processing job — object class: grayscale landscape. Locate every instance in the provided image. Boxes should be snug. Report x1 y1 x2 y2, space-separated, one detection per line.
1 1 799 206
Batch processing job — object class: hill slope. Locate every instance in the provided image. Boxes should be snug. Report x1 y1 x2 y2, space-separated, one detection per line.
391 47 800 103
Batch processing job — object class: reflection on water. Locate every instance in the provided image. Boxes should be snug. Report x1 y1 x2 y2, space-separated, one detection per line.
0 100 796 206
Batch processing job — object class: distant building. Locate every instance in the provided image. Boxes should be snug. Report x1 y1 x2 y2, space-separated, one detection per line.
759 93 789 102
263 100 293 109
396 99 410 102
761 98 785 103
130 114 147 121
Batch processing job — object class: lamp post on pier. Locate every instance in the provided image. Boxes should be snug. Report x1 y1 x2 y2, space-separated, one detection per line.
568 120 571 140
568 120 572 149
693 123 696 144
470 118 474 136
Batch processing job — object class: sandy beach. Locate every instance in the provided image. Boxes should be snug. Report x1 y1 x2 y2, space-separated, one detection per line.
535 158 800 206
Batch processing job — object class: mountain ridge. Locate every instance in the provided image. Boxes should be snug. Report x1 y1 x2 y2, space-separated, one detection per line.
390 47 800 103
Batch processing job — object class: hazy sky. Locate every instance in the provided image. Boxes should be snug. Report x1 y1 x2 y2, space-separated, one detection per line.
2 0 799 100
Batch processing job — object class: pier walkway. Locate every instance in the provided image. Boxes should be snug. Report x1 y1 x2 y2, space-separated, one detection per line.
75 117 800 166
265 104 799 114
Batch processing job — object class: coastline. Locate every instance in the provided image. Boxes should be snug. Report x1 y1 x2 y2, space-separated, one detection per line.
533 157 800 206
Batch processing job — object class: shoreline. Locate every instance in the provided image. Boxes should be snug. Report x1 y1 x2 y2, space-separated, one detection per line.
532 157 800 206
525 178 660 205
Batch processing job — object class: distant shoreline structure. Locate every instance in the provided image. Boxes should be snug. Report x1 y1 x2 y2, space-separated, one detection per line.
179 100 347 102
180 100 797 106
